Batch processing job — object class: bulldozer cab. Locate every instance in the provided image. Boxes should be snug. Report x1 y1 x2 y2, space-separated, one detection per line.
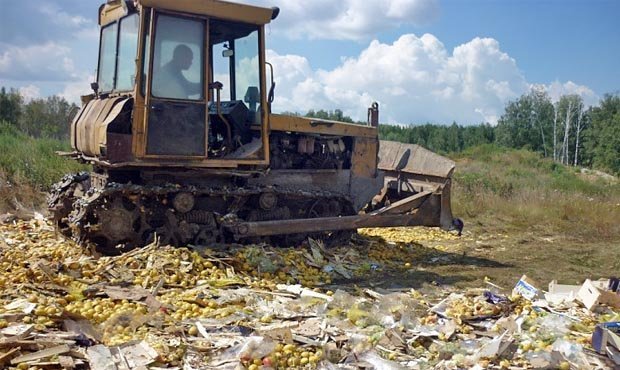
94 0 277 164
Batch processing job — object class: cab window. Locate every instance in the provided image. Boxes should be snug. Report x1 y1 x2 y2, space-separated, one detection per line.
234 30 260 114
210 20 260 110
97 23 117 92
151 14 204 100
116 14 139 91
96 13 139 93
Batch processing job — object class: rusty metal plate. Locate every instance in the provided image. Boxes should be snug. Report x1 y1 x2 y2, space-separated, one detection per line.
378 140 455 179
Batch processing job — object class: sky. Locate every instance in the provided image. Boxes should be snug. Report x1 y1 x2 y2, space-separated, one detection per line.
0 0 618 125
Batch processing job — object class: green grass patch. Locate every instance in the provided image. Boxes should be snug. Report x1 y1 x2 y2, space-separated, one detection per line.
452 144 620 241
0 121 86 190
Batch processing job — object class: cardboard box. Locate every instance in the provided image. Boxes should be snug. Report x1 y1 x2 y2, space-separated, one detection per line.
592 322 620 353
578 279 620 311
513 275 540 301
545 280 580 305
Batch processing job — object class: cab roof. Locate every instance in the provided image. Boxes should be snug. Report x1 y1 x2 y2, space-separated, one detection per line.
100 0 279 26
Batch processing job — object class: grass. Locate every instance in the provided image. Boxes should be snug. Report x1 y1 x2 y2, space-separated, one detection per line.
451 144 620 241
0 122 86 212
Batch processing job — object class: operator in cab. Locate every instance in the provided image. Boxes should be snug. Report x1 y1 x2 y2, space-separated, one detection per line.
153 44 201 100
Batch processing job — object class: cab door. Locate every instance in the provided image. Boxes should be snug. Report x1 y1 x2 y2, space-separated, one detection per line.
144 12 207 157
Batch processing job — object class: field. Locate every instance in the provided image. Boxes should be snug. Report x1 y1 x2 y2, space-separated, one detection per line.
448 145 620 287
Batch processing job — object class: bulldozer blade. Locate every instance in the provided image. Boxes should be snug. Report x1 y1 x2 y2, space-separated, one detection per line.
228 212 439 238
377 140 456 230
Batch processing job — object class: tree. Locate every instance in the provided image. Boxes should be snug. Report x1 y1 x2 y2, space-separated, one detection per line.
0 87 23 124
19 95 77 138
555 95 584 165
584 94 620 174
305 109 354 123
495 88 554 156
462 123 495 148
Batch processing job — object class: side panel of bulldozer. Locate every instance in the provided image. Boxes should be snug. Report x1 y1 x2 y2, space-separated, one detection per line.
71 96 132 157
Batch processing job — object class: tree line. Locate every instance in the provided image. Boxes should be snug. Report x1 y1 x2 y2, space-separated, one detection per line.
1 85 618 175
494 88 620 174
301 90 620 176
0 87 78 139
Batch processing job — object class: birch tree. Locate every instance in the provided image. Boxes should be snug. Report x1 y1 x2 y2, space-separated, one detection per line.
561 100 572 165
552 103 558 161
574 109 583 166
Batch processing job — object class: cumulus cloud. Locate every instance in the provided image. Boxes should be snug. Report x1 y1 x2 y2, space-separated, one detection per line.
0 0 95 45
245 0 439 40
266 34 600 125
268 34 532 124
0 0 598 126
18 85 41 102
0 42 79 82
39 3 91 28
0 0 97 96
542 81 599 107
59 73 94 104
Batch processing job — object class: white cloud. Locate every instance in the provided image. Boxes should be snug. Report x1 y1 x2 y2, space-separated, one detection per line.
268 34 532 124
541 81 598 107
18 85 40 102
75 26 100 41
59 73 94 104
245 0 439 40
0 42 78 82
266 34 600 125
39 4 91 28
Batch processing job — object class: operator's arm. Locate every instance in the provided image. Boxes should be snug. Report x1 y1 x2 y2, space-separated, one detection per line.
181 77 203 98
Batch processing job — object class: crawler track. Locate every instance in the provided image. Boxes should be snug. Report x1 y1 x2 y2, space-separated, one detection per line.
49 173 355 254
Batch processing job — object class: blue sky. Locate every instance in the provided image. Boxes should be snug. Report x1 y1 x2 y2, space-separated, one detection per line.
424 0 620 94
0 0 617 125
267 0 620 94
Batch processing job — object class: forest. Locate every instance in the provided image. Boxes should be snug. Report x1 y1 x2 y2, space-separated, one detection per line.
1 86 619 175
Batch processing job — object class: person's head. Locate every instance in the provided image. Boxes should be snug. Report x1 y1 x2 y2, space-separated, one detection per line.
172 44 193 70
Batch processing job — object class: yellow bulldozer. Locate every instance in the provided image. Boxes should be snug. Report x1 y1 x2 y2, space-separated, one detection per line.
49 0 461 254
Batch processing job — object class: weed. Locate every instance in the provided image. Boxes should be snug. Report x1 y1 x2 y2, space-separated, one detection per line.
0 121 86 212
453 145 620 242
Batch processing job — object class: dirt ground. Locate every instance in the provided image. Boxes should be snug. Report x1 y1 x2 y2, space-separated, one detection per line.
351 221 618 293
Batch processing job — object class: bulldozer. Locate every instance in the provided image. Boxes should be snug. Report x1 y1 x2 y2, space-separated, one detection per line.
49 0 460 254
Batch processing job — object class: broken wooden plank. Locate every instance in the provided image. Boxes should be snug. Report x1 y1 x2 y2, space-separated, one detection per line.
0 313 26 322
0 324 34 341
0 340 43 351
10 344 70 364
0 347 21 367
119 341 159 368
22 359 84 369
